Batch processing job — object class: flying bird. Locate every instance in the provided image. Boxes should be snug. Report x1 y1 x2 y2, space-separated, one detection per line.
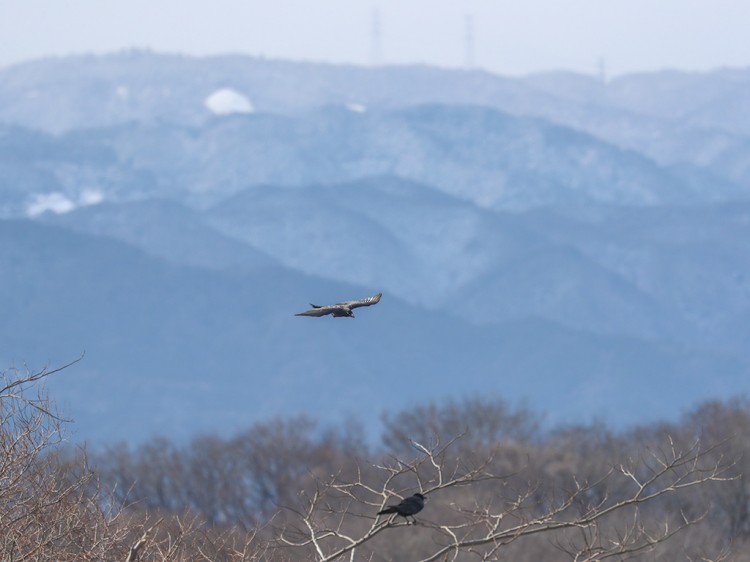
377 493 425 524
295 293 382 318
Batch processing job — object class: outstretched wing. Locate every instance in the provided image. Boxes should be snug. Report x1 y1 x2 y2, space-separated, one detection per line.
338 293 382 310
295 306 334 317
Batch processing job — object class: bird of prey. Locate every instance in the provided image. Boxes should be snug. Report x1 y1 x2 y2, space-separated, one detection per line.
377 493 425 524
295 293 382 318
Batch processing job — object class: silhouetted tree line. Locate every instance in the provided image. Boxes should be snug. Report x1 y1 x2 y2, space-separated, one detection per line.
2 362 750 560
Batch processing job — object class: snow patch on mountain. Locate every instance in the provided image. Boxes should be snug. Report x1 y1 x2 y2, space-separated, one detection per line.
26 189 105 217
346 102 367 113
79 189 105 206
204 88 254 116
27 193 75 216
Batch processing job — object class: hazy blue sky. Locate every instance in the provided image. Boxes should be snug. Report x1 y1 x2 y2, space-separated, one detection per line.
1 0 748 76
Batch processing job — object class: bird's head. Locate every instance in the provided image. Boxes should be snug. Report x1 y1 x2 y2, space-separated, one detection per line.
415 493 425 500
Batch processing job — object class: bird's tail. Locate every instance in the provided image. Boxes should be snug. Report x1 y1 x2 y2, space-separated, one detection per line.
377 507 397 515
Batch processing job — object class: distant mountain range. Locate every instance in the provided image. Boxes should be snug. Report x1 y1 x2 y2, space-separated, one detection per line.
3 52 750 184
1 52 749 444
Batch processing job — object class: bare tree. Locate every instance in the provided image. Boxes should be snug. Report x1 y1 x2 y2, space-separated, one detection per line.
96 415 363 528
274 432 733 561
381 397 539 454
0 358 98 560
0 360 269 561
682 398 750 539
9 358 742 561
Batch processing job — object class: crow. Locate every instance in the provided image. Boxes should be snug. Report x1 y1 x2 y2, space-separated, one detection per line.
377 493 425 524
294 293 382 318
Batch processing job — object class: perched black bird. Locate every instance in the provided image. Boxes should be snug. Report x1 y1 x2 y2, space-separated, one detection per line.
377 493 425 524
295 293 382 318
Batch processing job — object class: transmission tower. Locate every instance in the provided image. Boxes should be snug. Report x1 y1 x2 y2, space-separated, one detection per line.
370 8 383 65
464 14 476 69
